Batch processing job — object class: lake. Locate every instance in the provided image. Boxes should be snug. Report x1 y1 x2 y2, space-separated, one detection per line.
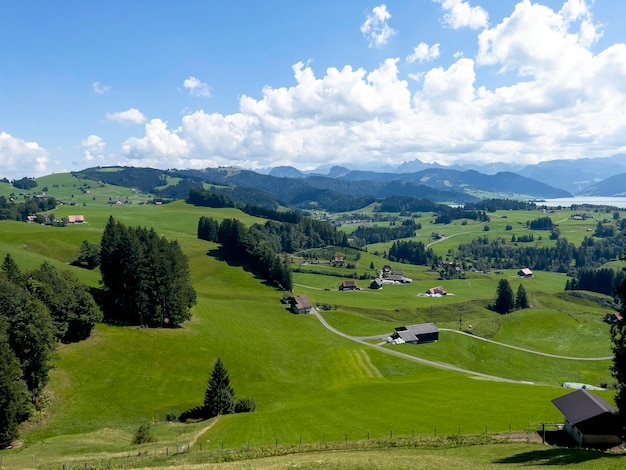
539 197 626 209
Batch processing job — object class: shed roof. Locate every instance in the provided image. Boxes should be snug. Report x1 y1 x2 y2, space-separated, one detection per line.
551 389 617 425
293 294 313 310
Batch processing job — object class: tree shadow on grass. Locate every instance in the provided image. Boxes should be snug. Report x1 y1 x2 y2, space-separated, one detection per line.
494 447 621 466
494 432 623 466
206 248 285 291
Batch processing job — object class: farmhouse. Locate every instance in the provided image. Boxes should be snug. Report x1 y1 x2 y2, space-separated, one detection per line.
339 280 359 291
369 278 383 290
67 215 85 224
426 286 447 296
291 294 313 314
518 268 533 277
331 256 345 267
392 323 439 344
551 388 621 447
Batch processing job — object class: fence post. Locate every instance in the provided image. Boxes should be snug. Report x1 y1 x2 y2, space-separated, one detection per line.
434 427 437 437
411 429 414 438
390 430 393 439
367 431 370 440
542 423 545 444
275 438 278 447
485 425 488 434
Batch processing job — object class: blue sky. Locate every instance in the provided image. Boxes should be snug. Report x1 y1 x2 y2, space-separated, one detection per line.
1 0 626 179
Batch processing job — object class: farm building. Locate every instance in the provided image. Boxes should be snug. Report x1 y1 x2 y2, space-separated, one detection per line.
67 215 85 224
604 312 623 324
331 256 345 266
518 268 533 277
339 280 359 291
426 286 447 296
369 278 383 290
291 294 313 314
551 389 621 447
392 323 439 344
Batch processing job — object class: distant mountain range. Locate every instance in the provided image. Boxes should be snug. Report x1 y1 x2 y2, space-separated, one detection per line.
269 154 626 196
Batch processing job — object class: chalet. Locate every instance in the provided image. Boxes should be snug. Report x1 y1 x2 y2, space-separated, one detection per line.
339 280 359 291
291 294 313 314
551 389 621 447
392 323 439 344
382 265 392 275
67 215 85 224
604 312 623 325
26 215 37 223
518 268 533 277
385 274 413 284
426 286 447 296
331 256 345 267
369 278 383 290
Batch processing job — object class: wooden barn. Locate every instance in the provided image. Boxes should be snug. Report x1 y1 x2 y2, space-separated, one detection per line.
551 389 621 447
291 294 313 314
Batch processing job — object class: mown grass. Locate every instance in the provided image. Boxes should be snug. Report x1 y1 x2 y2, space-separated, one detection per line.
0 192 622 468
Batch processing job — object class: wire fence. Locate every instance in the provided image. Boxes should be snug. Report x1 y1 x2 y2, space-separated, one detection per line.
4 422 565 470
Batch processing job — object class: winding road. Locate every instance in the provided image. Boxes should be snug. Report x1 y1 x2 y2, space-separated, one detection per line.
311 309 611 385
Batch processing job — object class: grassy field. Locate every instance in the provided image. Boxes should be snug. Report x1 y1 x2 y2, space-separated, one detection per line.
0 182 623 468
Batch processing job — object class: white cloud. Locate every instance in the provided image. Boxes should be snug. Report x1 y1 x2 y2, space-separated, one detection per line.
117 1 626 171
82 134 106 162
434 0 489 30
361 4 396 48
92 81 111 94
407 43 441 63
106 108 147 125
0 132 48 178
122 119 189 163
183 76 212 97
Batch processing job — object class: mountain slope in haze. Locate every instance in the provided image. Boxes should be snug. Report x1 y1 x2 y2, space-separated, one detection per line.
518 154 626 194
578 172 626 196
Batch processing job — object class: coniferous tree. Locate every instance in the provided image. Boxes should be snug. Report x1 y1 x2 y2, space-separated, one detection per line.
0 333 30 448
76 240 101 269
515 284 529 309
611 274 626 438
203 358 235 417
1 253 21 283
494 278 515 314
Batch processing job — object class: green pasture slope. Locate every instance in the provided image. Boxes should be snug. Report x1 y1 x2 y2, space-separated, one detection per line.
0 182 622 468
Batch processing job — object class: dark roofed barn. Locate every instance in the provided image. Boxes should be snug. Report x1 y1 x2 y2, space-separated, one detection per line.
392 323 439 344
339 280 358 291
551 389 621 447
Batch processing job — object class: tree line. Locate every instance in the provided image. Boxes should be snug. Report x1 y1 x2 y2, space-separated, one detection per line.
0 195 57 221
351 220 420 246
0 255 102 447
565 267 626 296
100 217 197 327
388 240 438 266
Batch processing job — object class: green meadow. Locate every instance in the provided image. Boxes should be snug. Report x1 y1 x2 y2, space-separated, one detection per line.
0 177 623 468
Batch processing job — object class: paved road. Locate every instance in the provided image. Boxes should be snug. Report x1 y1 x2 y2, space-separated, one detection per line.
311 309 533 384
439 328 613 361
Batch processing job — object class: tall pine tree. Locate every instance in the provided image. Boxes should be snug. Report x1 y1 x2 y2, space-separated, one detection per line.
494 278 515 314
515 284 529 309
203 358 235 417
611 273 626 438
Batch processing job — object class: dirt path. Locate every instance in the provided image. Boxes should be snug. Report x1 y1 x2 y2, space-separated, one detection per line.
188 416 220 447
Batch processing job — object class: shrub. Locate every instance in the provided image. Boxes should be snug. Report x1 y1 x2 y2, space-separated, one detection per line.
235 397 256 413
132 423 156 445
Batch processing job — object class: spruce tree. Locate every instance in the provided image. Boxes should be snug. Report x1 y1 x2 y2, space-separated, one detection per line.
0 334 30 447
611 276 626 438
1 253 21 283
515 284 529 309
494 278 515 314
203 358 235 417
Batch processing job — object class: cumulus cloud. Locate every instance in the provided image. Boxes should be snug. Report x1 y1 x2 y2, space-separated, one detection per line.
106 108 147 125
118 1 626 170
0 132 48 178
183 76 212 97
82 134 106 162
92 81 111 94
361 4 396 47
434 0 489 30
407 43 441 63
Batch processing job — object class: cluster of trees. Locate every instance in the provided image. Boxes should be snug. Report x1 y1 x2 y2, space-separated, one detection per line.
214 218 292 290
465 199 537 212
527 216 554 230
455 236 576 272
565 267 626 296
0 195 57 221
493 278 529 314
0 255 102 446
434 207 490 224
351 220 419 245
100 217 196 327
10 177 38 190
376 196 440 213
388 240 438 266
594 221 616 238
511 233 535 243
